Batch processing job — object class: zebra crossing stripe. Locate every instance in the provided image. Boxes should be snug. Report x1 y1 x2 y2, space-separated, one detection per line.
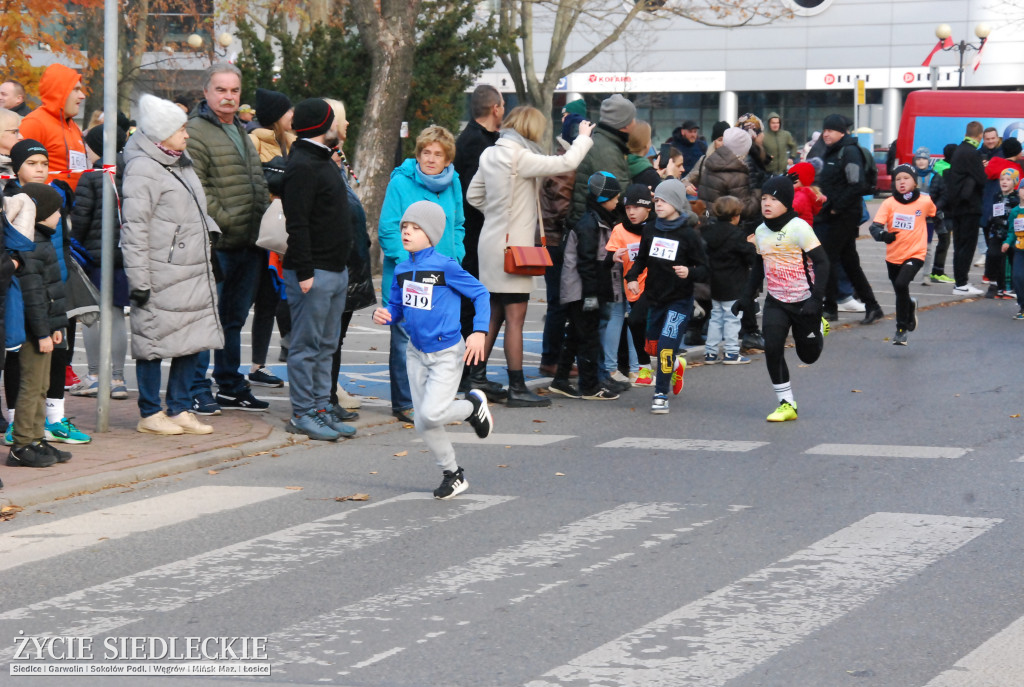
805 444 969 459
921 614 1024 687
270 502 748 673
526 512 1000 687
0 486 297 572
597 437 768 452
416 433 576 446
0 493 513 663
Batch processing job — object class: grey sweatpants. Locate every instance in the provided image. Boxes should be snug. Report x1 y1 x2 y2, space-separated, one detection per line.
407 340 472 472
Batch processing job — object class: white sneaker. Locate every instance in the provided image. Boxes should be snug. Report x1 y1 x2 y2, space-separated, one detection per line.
974 256 986 267
335 384 362 410
137 411 185 435
953 283 983 296
167 411 213 434
836 296 866 312
609 370 629 383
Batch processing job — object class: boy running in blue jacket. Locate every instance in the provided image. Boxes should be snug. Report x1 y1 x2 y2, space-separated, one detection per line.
373 201 493 499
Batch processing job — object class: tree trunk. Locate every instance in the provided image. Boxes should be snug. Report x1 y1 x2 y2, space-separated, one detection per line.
350 0 422 275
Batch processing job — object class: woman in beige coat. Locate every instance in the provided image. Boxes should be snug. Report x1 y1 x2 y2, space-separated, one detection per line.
467 106 593 407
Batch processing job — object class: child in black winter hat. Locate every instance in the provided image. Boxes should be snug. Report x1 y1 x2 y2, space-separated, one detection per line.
702 195 756 365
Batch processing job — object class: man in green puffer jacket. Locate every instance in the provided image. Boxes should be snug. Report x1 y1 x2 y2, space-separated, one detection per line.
762 112 799 175
569 94 635 226
185 63 271 414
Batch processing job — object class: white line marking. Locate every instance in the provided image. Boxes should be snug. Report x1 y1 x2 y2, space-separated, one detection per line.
806 444 970 459
0 486 295 572
921 614 1024 686
0 493 513 663
415 433 576 446
271 503 744 672
526 512 1000 687
598 437 768 452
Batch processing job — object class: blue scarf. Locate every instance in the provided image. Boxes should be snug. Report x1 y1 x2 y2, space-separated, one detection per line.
655 215 687 232
416 163 455 193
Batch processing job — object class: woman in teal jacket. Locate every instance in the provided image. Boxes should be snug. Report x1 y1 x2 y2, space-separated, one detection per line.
379 125 465 421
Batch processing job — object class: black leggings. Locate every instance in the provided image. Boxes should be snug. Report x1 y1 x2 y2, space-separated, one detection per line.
251 267 291 367
886 259 923 330
762 296 824 385
626 293 651 366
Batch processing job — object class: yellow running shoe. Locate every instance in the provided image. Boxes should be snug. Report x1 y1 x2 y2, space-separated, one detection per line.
671 356 686 395
767 400 798 422
821 317 830 337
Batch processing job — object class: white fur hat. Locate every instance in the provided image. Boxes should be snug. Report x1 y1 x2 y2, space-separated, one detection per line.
137 93 188 143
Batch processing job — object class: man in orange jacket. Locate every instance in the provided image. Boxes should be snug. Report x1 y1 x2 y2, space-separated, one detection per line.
19 64 87 191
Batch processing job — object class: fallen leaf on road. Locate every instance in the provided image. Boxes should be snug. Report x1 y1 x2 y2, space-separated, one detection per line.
555 472 565 476
335 493 370 502
403 423 414 429
0 505 24 521
207 469 219 475
532 419 545 423
286 486 303 490
369 471 378 474
498 464 508 468
394 450 408 457
955 393 960 397
271 453 280 457
358 385 366 388
505 445 511 448
1011 414 1021 418
851 389 861 393
369 346 377 351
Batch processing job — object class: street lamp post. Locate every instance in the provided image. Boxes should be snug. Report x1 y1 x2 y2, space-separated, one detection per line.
934 23 991 88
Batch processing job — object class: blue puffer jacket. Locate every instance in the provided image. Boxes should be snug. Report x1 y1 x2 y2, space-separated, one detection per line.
384 247 489 354
378 158 465 306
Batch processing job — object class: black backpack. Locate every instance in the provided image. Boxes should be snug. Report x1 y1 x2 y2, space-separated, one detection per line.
840 143 878 196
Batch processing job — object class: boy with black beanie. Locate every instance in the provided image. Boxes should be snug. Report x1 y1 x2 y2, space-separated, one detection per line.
625 178 709 414
549 172 623 401
607 183 654 386
734 175 830 422
868 164 937 345
7 183 71 467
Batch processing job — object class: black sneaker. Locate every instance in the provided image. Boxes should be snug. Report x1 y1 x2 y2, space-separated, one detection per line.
39 440 72 463
328 403 359 423
548 378 582 398
248 367 284 387
892 329 908 346
860 307 883 325
600 377 631 394
434 467 468 500
7 443 57 468
465 390 493 439
192 391 222 416
909 298 918 332
216 388 269 411
582 386 620 401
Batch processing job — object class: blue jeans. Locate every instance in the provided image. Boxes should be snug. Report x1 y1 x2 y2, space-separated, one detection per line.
389 322 413 412
541 245 568 367
705 299 741 357
599 301 637 374
137 353 199 418
284 268 348 416
192 247 263 396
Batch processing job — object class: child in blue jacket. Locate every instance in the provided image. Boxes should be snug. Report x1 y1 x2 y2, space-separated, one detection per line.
373 201 492 499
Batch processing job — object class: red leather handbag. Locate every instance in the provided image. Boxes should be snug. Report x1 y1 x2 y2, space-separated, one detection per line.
503 147 552 276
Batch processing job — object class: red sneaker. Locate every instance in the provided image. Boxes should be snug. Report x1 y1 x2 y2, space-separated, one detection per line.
65 366 81 390
671 356 686 395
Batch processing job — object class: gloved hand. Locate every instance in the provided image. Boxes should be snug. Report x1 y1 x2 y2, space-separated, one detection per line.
731 298 752 317
882 231 897 244
800 297 823 317
130 288 150 307
582 296 599 312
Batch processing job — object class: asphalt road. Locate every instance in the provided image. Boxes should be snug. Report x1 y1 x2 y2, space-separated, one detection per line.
2 291 1022 686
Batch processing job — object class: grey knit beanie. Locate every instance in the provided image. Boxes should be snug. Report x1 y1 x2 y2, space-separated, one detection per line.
722 127 752 159
401 200 446 247
653 178 690 216
599 94 636 130
137 94 188 143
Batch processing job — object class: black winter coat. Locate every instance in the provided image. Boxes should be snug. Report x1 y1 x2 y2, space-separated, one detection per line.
454 120 499 275
560 202 616 304
946 140 988 217
818 134 867 220
16 222 68 341
70 153 125 267
625 216 709 305
701 220 755 301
